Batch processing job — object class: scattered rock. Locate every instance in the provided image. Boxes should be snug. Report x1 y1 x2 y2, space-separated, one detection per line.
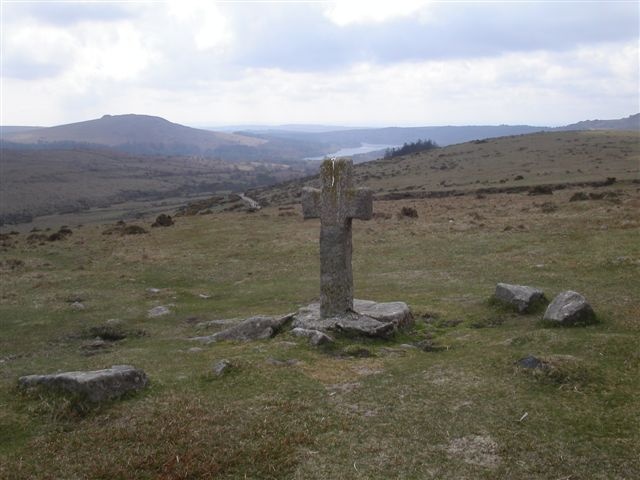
291 327 334 346
18 365 148 402
70 301 86 311
198 293 211 299
516 355 546 369
151 214 174 228
146 288 161 294
190 314 293 344
148 305 171 318
494 283 546 313
212 359 232 376
543 291 596 326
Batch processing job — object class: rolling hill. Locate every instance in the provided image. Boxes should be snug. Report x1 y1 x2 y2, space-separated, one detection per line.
3 114 266 155
245 130 640 207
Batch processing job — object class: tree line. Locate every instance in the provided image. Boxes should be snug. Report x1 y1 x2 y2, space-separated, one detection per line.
384 139 438 159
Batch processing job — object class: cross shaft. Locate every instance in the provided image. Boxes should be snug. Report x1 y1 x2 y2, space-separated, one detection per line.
302 159 372 317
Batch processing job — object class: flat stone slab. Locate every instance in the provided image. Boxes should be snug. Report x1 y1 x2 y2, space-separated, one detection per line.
190 314 293 344
292 299 411 338
18 365 148 402
494 283 546 313
543 291 596 326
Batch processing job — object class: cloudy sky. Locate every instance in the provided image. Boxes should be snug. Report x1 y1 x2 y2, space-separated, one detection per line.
1 0 638 127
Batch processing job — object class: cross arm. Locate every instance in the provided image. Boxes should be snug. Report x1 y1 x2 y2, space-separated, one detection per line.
302 187 321 219
347 188 373 220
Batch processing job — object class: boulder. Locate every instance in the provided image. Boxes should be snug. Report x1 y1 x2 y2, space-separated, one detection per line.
190 314 293 344
18 365 148 402
494 283 546 313
543 291 596 326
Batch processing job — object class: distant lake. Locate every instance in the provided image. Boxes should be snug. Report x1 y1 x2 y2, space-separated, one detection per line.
305 143 399 160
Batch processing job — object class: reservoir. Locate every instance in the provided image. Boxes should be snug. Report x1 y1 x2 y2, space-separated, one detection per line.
305 143 399 161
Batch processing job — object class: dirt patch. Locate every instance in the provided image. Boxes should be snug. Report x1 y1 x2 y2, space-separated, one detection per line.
446 434 501 468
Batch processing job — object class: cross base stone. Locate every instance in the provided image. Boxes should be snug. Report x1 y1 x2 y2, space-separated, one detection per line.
292 299 412 338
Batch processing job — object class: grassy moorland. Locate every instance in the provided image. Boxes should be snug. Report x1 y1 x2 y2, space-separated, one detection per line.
0 133 639 479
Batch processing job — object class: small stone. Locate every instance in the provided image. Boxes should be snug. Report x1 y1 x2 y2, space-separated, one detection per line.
212 359 232 376
516 355 546 369
543 291 597 326
291 327 334 346
19 365 148 402
494 283 546 313
198 293 211 299
148 305 170 318
147 288 161 294
70 301 86 311
188 347 203 353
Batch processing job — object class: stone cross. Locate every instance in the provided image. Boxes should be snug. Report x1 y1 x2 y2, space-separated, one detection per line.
302 158 373 318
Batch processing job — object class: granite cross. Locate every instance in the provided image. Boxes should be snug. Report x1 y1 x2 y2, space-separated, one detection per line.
302 158 373 318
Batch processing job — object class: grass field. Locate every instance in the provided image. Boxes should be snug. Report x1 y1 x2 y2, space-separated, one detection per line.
1 172 639 478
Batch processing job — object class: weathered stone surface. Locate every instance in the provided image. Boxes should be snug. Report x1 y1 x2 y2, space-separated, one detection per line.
543 291 596 326
302 159 373 318
494 283 546 313
353 299 413 327
291 327 334 346
292 299 411 338
212 359 232 376
18 365 148 402
335 314 395 338
190 314 293 344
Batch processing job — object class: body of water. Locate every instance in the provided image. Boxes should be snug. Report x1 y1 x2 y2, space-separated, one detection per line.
305 143 398 160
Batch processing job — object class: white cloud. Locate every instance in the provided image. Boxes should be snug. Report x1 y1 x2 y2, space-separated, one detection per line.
166 0 233 51
324 0 432 26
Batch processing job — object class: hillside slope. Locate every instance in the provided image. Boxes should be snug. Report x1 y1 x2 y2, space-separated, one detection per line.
557 113 640 131
4 114 265 155
246 130 639 206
